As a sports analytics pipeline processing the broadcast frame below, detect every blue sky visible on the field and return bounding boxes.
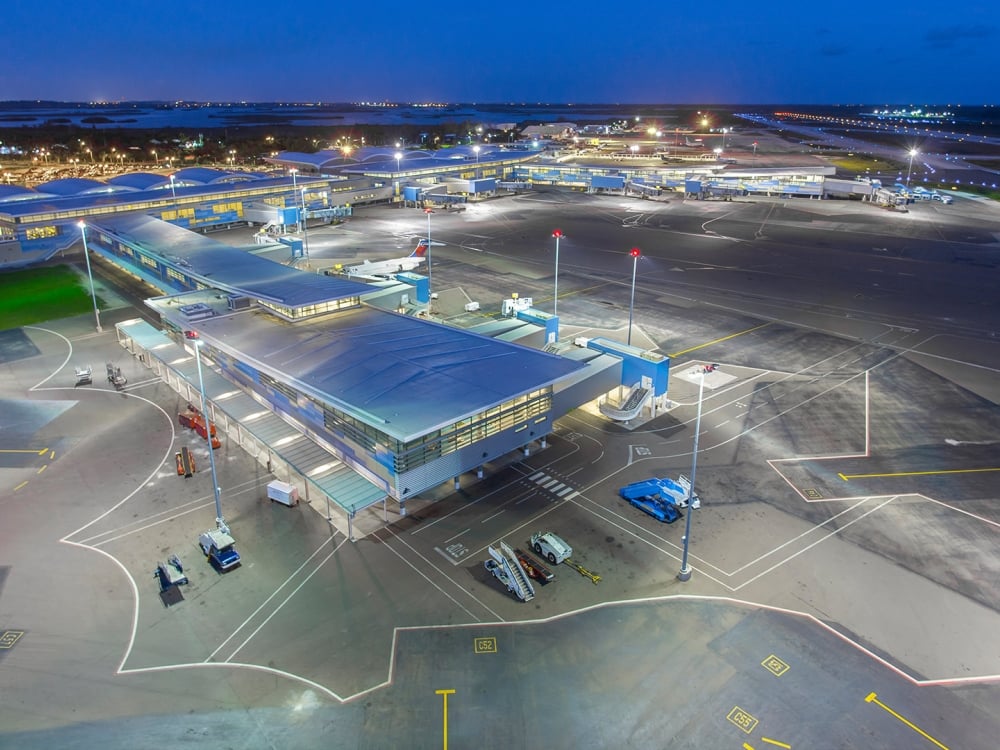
[4,0,997,103]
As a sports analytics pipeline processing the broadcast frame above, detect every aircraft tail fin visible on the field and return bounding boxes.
[411,239,430,258]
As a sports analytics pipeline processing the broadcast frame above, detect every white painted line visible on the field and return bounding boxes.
[529,471,545,481]
[224,540,348,661]
[548,482,566,493]
[481,510,505,524]
[557,486,575,497]
[442,528,470,544]
[387,529,501,621]
[733,497,898,590]
[208,536,340,661]
[564,491,579,500]
[541,478,559,489]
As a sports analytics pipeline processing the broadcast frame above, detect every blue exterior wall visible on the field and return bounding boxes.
[586,337,670,395]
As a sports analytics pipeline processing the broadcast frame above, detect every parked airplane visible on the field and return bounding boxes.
[333,239,429,281]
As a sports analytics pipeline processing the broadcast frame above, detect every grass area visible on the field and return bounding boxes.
[928,183,1000,201]
[827,154,905,176]
[0,264,104,330]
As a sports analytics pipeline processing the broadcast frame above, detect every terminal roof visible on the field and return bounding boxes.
[189,303,585,442]
[94,214,371,307]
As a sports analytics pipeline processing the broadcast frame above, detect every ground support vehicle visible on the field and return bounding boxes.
[531,531,573,565]
[179,405,221,449]
[106,362,127,390]
[74,365,92,386]
[514,548,554,583]
[618,475,699,523]
[484,542,535,601]
[266,480,299,507]
[198,530,241,572]
[563,557,602,584]
[175,447,196,477]
[155,555,189,591]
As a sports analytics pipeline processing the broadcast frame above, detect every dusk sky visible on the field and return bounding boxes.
[5,0,998,104]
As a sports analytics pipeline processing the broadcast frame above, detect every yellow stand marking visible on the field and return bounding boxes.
[841,467,1000,481]
[0,448,50,454]
[436,689,456,750]
[761,738,791,748]
[473,637,497,654]
[668,322,771,358]
[743,744,755,750]
[726,706,759,734]
[761,654,790,676]
[865,692,949,749]
[36,465,47,475]
[14,481,29,492]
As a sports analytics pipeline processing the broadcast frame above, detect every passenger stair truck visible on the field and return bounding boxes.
[484,542,536,602]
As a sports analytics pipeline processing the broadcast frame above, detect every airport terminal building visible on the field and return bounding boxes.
[90,214,620,536]
[1,144,848,535]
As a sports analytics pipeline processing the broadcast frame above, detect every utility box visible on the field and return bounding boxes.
[267,480,300,507]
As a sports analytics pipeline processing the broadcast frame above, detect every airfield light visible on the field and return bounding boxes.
[906,148,918,188]
[77,222,102,333]
[627,248,641,347]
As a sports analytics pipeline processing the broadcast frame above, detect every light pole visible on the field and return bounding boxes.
[194,340,227,533]
[627,247,641,347]
[721,127,727,152]
[77,222,102,332]
[752,141,758,164]
[678,369,705,582]
[301,187,311,267]
[906,148,918,188]
[552,229,563,318]
[394,151,402,197]
[289,168,300,232]
[424,207,434,310]
[473,145,481,178]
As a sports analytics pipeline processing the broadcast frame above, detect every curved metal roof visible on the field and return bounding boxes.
[108,172,170,191]
[171,167,239,185]
[35,177,125,196]
[0,184,41,203]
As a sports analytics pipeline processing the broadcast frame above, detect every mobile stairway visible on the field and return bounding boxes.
[485,541,536,602]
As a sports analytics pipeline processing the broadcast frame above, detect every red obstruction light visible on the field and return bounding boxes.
[629,247,642,258]
[552,229,563,239]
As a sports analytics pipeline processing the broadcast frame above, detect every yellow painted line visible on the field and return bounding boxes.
[668,322,771,358]
[0,448,50,454]
[49,450,55,459]
[865,692,949,749]
[743,744,755,750]
[14,481,29,492]
[436,689,456,750]
[761,738,791,749]
[841,467,1000,481]
[36,465,47,475]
